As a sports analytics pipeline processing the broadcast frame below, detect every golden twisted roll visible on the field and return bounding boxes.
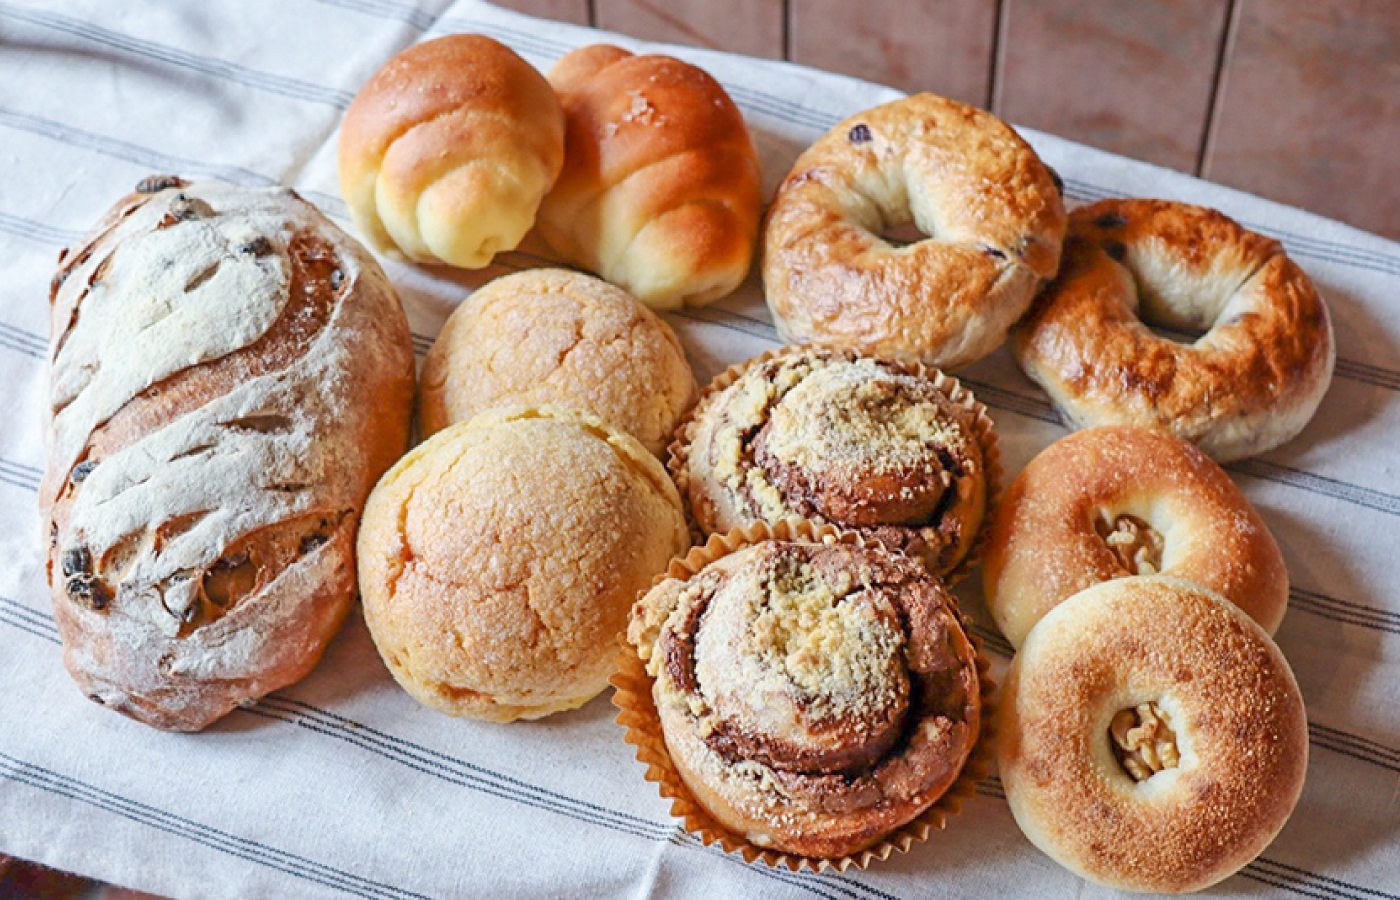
[339,35,564,268]
[628,537,982,858]
[538,45,763,309]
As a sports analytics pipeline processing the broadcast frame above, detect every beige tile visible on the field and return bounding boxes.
[995,0,1231,171]
[1204,0,1400,240]
[789,0,999,107]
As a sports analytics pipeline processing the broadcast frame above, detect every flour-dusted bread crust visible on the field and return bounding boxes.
[539,45,763,309]
[41,177,416,731]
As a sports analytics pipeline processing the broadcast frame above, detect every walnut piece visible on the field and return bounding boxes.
[1110,702,1180,781]
[1096,513,1164,575]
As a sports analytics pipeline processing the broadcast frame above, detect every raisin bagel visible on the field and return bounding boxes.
[763,93,1066,370]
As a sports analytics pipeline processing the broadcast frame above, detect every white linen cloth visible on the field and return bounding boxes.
[1,2,1397,898]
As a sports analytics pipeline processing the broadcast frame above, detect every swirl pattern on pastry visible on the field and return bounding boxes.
[675,348,991,576]
[628,539,981,858]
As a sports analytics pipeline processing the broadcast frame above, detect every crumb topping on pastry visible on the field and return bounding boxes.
[683,349,989,574]
[630,538,981,854]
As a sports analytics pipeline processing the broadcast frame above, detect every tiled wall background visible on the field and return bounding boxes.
[501,0,1400,241]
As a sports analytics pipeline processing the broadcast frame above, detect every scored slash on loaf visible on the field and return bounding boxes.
[42,178,415,731]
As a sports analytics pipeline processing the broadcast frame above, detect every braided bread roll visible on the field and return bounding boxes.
[339,35,565,268]
[538,45,763,309]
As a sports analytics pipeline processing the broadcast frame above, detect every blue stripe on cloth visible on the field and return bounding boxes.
[303,0,437,31]
[0,3,354,109]
[0,596,1395,900]
[0,107,278,188]
[0,210,83,248]
[0,459,41,492]
[0,750,434,900]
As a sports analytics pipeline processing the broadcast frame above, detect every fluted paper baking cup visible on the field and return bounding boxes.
[611,518,996,872]
[666,346,1002,585]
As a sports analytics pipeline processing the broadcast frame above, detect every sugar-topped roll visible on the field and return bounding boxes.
[672,347,996,579]
[627,534,983,859]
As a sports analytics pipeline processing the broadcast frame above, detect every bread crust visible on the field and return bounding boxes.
[42,178,415,731]
[417,268,696,455]
[763,93,1065,370]
[357,407,690,722]
[1012,199,1334,461]
[983,426,1288,648]
[539,45,763,309]
[998,576,1308,893]
[338,35,564,268]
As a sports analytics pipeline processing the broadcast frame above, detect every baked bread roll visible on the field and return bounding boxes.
[627,533,982,859]
[1012,199,1334,461]
[338,34,565,268]
[419,268,696,456]
[357,407,689,721]
[538,45,763,309]
[998,576,1307,893]
[763,93,1066,369]
[673,347,995,578]
[984,426,1288,647]
[42,177,416,731]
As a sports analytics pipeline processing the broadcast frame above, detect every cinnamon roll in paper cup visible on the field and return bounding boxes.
[668,347,1001,584]
[613,519,993,870]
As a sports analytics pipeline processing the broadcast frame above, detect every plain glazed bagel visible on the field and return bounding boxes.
[763,93,1066,370]
[983,426,1288,648]
[998,576,1307,893]
[1012,199,1335,462]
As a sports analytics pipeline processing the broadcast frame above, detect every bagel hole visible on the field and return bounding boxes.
[1110,702,1180,782]
[1095,512,1164,575]
[878,220,928,248]
[1143,321,1207,347]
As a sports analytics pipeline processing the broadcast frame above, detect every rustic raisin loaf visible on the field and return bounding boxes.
[41,177,416,731]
